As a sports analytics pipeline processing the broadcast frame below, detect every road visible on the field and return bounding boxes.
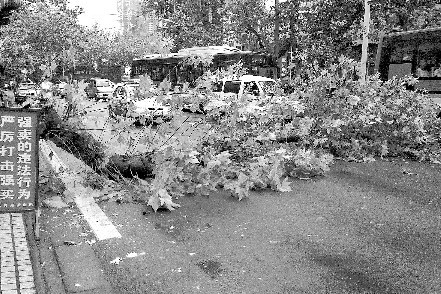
[96,160,441,293]
[42,97,441,293]
[76,99,209,154]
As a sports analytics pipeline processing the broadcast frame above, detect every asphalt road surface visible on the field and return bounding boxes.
[87,159,441,294]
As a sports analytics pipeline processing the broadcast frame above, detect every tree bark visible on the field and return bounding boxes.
[104,152,155,179]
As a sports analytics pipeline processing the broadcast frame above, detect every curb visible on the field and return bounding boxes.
[37,139,115,294]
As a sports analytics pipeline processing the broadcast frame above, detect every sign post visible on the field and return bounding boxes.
[0,108,40,239]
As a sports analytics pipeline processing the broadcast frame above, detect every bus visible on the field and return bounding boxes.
[375,27,441,104]
[131,46,278,87]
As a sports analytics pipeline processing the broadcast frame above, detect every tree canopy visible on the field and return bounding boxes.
[141,0,441,65]
[1,0,440,81]
[141,0,226,51]
[0,0,173,81]
[0,0,83,80]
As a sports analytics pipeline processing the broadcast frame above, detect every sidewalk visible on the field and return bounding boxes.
[33,141,115,294]
[0,212,40,294]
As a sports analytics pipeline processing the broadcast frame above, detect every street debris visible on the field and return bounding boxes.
[126,252,146,258]
[63,240,78,246]
[110,257,122,265]
[85,239,96,245]
[402,169,417,175]
[43,196,68,209]
[171,267,182,273]
[110,252,147,265]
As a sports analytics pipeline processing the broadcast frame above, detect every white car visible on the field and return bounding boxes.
[127,98,172,125]
[109,82,172,124]
[85,78,114,101]
[15,82,40,104]
[205,75,277,111]
[217,75,276,96]
[54,81,68,98]
[112,80,140,100]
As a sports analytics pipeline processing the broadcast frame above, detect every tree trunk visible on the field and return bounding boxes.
[40,105,155,180]
[104,152,155,179]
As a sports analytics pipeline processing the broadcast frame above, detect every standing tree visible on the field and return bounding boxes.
[106,18,173,66]
[0,0,84,80]
[301,0,441,62]
[139,0,441,78]
[223,0,272,51]
[141,0,225,51]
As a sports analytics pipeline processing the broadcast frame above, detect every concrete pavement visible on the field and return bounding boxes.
[30,140,116,294]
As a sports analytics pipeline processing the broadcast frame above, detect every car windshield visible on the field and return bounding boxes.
[258,81,276,95]
[223,81,241,94]
[20,83,34,88]
[96,80,111,87]
[126,83,139,89]
[212,81,223,92]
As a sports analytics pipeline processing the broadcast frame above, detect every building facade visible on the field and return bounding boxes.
[117,0,140,34]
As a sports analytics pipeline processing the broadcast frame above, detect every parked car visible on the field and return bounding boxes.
[213,75,276,97]
[165,91,207,113]
[84,78,114,101]
[204,75,277,112]
[14,81,39,104]
[109,97,172,125]
[112,80,140,100]
[109,80,172,125]
[54,81,68,98]
[130,98,172,125]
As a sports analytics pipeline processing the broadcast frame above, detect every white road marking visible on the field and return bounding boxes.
[73,194,122,241]
[39,140,121,241]
[0,213,36,294]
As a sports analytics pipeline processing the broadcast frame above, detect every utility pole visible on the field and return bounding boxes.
[360,0,370,83]
[274,0,281,78]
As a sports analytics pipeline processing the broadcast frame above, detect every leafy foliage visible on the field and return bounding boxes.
[223,0,271,50]
[0,0,83,80]
[142,0,226,51]
[291,57,441,162]
[138,58,441,211]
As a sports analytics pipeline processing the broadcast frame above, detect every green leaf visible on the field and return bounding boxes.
[116,134,126,144]
[277,177,292,192]
[157,188,181,211]
[147,194,160,212]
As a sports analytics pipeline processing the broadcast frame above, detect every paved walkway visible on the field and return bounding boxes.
[0,213,36,294]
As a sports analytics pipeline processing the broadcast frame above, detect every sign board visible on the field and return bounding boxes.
[0,108,39,213]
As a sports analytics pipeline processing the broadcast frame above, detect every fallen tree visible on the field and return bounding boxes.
[39,104,155,179]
